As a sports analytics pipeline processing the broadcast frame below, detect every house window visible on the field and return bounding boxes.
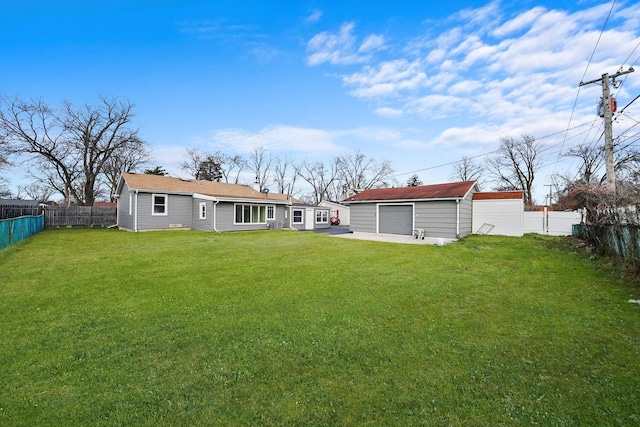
[235,204,267,224]
[292,209,303,224]
[267,205,275,220]
[152,194,167,216]
[316,210,328,224]
[199,202,206,220]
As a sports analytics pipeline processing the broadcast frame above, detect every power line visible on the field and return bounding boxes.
[392,121,593,178]
[552,0,618,174]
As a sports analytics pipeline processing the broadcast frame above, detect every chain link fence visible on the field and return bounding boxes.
[575,224,640,272]
[0,215,45,251]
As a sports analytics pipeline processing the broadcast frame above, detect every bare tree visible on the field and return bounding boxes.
[250,146,273,190]
[0,96,147,206]
[180,148,207,178]
[451,156,483,186]
[295,159,338,205]
[335,150,394,198]
[103,141,151,200]
[272,156,298,197]
[486,135,541,206]
[0,137,12,197]
[215,151,247,184]
[17,182,55,203]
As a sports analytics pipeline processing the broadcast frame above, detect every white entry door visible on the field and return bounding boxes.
[305,209,314,230]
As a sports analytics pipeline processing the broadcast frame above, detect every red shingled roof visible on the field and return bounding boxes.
[472,191,523,200]
[343,181,477,202]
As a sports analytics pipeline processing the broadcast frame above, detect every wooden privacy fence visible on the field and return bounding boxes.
[45,206,117,228]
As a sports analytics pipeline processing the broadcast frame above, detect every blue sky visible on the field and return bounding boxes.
[2,0,639,202]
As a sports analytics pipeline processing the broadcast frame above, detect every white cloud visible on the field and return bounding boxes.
[493,6,546,37]
[208,125,343,154]
[343,59,427,99]
[306,22,384,66]
[359,34,386,53]
[375,107,404,118]
[321,0,640,143]
[303,9,323,24]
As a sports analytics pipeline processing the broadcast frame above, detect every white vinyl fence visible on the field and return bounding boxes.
[523,209,582,236]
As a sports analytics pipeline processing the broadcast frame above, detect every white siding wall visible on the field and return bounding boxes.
[319,201,350,225]
[524,210,581,236]
[472,199,524,237]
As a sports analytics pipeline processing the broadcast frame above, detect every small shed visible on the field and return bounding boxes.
[472,191,524,237]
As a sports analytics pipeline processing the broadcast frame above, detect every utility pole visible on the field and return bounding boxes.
[544,184,553,206]
[579,67,634,193]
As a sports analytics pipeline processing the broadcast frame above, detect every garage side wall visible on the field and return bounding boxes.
[472,199,524,236]
[414,201,458,238]
[349,203,377,233]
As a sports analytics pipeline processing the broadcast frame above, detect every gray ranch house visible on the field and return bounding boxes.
[343,181,478,239]
[115,172,329,232]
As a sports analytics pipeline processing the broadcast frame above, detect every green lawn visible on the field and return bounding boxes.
[1,229,639,426]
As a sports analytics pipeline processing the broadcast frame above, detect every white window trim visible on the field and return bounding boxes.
[292,209,304,224]
[199,202,206,220]
[266,205,275,220]
[152,193,168,216]
[234,203,268,225]
[315,209,329,224]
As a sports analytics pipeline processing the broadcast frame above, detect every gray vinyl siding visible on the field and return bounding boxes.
[350,197,474,239]
[414,201,457,238]
[349,203,377,233]
[191,198,214,231]
[289,207,308,231]
[136,193,192,230]
[116,183,134,230]
[458,193,473,237]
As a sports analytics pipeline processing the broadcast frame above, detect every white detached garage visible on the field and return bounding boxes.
[472,191,525,237]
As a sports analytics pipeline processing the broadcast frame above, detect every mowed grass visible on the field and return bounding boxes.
[1,229,639,426]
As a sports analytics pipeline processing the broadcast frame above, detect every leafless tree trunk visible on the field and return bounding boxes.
[215,151,247,184]
[180,148,207,178]
[486,135,541,206]
[250,146,273,190]
[295,159,338,205]
[0,96,147,206]
[451,156,483,186]
[335,150,394,198]
[273,156,298,197]
[103,140,151,200]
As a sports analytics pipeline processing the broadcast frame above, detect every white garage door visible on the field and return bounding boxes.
[379,205,413,235]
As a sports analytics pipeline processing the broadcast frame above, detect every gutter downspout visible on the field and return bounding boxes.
[134,190,139,232]
[213,200,219,232]
[456,199,460,239]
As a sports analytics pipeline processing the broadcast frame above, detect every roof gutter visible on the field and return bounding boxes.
[346,197,465,204]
